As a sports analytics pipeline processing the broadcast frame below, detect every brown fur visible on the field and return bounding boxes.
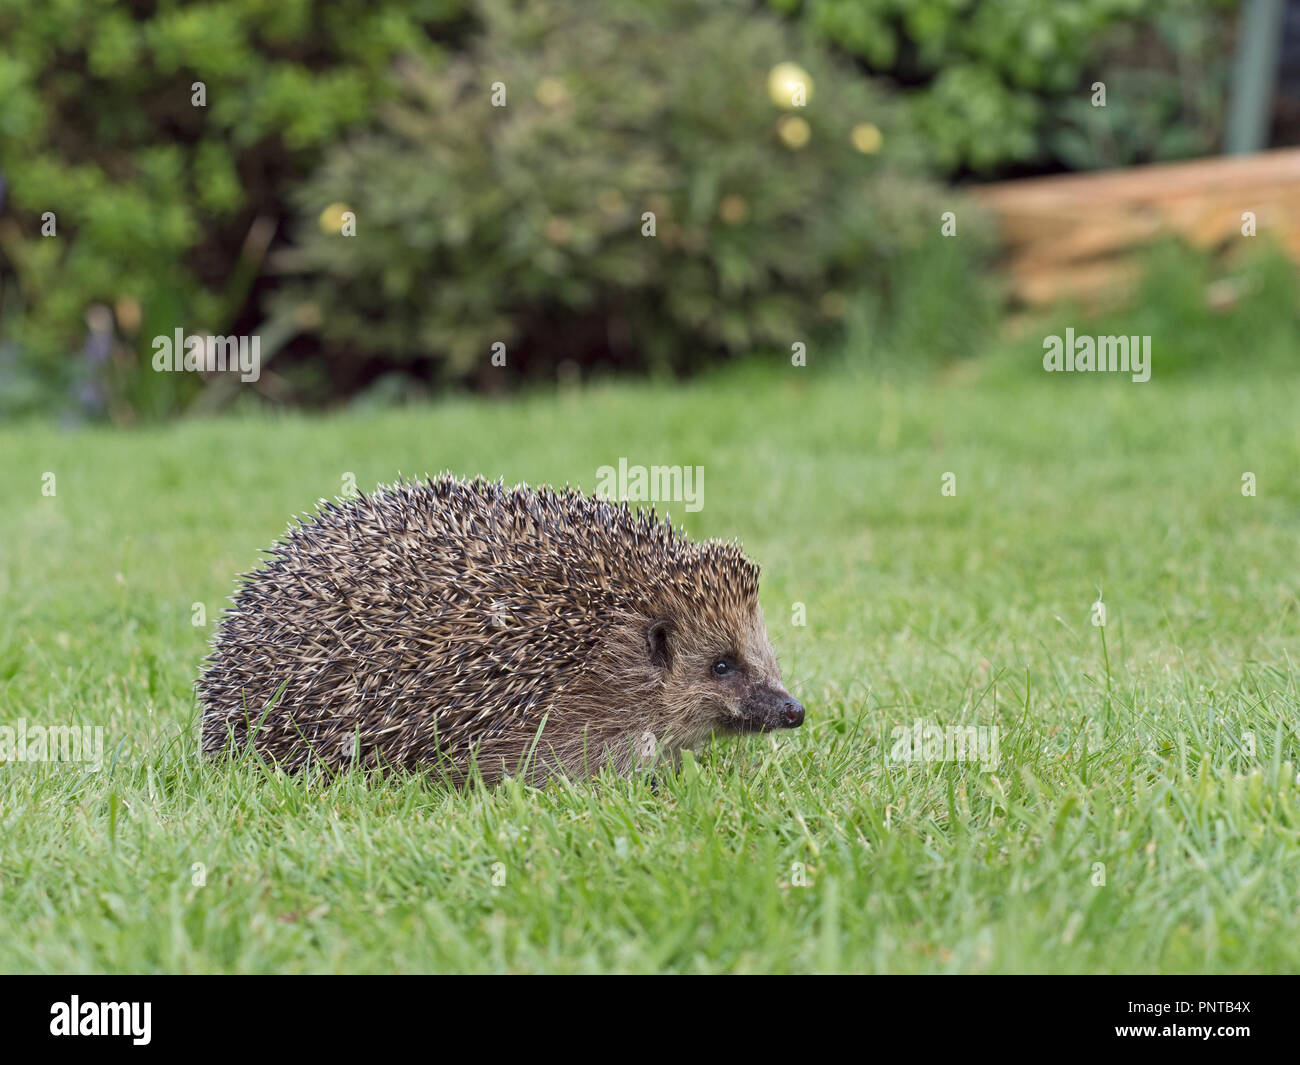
[198,475,801,784]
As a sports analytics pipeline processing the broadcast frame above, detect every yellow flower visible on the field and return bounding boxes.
[819,291,848,318]
[718,194,749,224]
[114,297,142,335]
[318,203,351,234]
[596,188,624,215]
[768,62,813,109]
[777,116,811,149]
[851,123,883,154]
[544,217,572,245]
[535,77,569,108]
[295,302,322,329]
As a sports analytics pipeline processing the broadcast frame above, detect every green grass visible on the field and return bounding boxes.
[2,351,1299,973]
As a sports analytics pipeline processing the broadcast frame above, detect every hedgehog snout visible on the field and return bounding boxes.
[740,685,804,731]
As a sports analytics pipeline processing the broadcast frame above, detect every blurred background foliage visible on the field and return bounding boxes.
[770,0,1237,172]
[0,0,471,420]
[0,0,1250,421]
[275,0,964,399]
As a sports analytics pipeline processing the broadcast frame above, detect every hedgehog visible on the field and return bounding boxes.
[198,475,803,784]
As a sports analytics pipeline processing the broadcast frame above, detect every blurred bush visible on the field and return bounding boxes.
[768,0,1236,174]
[1114,240,1300,373]
[276,0,987,394]
[0,0,468,420]
[1050,7,1232,169]
[987,239,1300,382]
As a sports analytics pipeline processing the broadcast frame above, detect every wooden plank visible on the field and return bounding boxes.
[969,149,1300,306]
[972,148,1300,210]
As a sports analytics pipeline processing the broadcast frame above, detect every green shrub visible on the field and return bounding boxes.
[1118,241,1300,374]
[843,236,1001,373]
[1049,8,1231,169]
[988,240,1300,383]
[768,0,1236,174]
[0,0,469,420]
[278,0,987,391]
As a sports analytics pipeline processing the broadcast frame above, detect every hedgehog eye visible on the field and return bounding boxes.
[712,658,734,677]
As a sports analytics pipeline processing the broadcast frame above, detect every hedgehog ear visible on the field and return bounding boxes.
[647,620,673,670]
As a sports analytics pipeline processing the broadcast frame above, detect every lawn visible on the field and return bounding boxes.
[2,352,1299,973]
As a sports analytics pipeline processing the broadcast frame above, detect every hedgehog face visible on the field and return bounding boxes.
[647,601,803,744]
